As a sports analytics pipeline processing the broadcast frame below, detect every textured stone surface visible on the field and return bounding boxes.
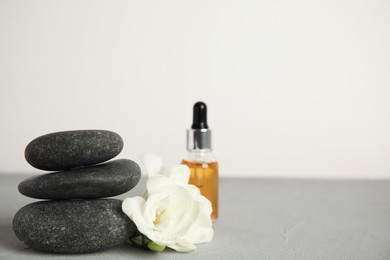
[18,159,141,199]
[25,130,124,171]
[13,199,136,254]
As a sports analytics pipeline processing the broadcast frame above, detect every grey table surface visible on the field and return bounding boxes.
[1,174,389,260]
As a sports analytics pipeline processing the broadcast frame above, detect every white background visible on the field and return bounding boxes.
[1,0,389,178]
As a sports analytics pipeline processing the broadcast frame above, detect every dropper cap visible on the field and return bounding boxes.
[191,102,209,129]
[187,102,212,151]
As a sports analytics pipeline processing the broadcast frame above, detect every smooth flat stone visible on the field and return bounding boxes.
[18,159,141,199]
[13,199,136,254]
[25,130,123,171]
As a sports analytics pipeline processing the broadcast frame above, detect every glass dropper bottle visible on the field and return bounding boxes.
[182,102,219,220]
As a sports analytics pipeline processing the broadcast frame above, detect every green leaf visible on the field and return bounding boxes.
[147,241,166,252]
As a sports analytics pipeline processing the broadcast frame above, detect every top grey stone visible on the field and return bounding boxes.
[25,130,124,171]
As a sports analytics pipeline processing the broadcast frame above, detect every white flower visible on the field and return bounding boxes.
[122,154,214,252]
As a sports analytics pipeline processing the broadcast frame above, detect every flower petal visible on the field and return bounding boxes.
[140,154,162,177]
[122,197,153,237]
[160,165,190,185]
[198,194,213,217]
[147,174,173,194]
[143,192,169,226]
[168,239,197,252]
[183,210,214,244]
[152,185,193,234]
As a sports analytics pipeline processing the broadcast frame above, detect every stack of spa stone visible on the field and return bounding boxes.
[13,130,141,254]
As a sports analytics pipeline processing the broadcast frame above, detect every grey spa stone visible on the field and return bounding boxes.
[25,130,124,171]
[13,199,136,254]
[18,159,141,199]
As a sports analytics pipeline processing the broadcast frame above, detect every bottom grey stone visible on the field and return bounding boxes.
[13,199,136,254]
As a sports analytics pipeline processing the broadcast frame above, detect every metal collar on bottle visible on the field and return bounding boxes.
[186,129,212,151]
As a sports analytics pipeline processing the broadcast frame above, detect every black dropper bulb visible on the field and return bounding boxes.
[191,102,208,129]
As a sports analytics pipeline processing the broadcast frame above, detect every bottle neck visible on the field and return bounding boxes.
[184,149,217,163]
